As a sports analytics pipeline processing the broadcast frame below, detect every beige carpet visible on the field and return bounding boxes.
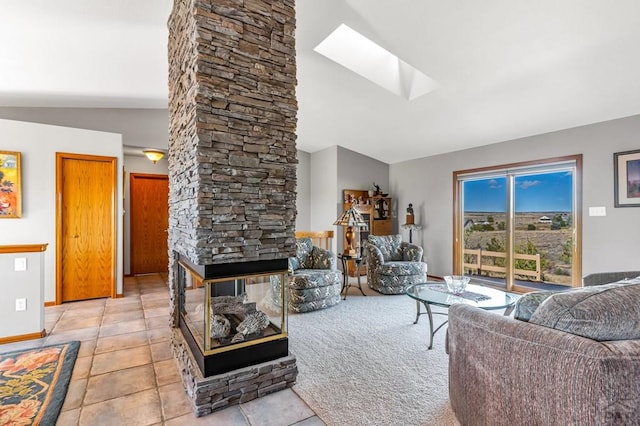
[288,282,460,426]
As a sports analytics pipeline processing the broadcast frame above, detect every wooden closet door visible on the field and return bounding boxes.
[56,153,116,303]
[130,173,169,274]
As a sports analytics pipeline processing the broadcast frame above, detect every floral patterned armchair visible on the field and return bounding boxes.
[364,234,426,294]
[288,237,342,312]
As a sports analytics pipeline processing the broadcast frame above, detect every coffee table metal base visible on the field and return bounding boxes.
[413,300,450,350]
[411,291,517,350]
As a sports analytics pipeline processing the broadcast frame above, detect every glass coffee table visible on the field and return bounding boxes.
[405,281,518,349]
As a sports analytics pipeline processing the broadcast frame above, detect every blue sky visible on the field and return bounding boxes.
[464,171,573,212]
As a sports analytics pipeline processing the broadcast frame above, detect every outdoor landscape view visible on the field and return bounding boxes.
[463,171,574,286]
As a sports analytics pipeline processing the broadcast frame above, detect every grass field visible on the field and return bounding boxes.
[464,212,573,284]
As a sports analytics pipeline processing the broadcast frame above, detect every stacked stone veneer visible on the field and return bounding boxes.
[172,329,297,416]
[167,0,299,415]
[167,0,298,270]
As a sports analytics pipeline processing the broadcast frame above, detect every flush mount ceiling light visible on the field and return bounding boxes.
[314,24,438,101]
[143,149,165,164]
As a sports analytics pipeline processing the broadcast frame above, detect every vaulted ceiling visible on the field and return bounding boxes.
[2,1,640,163]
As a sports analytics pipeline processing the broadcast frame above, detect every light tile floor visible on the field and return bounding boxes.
[0,274,324,426]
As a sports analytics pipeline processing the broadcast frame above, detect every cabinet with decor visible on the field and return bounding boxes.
[341,189,393,277]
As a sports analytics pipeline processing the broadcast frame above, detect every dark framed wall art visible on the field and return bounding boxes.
[614,149,640,207]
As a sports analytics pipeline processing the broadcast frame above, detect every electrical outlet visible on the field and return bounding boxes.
[15,298,26,311]
[14,257,27,271]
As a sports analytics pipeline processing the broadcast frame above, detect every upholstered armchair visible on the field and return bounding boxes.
[288,237,342,313]
[363,234,426,294]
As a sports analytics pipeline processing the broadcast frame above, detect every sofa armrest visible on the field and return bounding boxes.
[310,246,336,270]
[446,304,640,425]
[364,242,384,267]
[399,241,423,261]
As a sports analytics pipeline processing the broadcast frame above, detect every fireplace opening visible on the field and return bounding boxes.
[175,253,289,376]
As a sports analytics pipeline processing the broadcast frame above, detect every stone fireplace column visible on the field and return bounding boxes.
[167,0,298,322]
[167,0,299,415]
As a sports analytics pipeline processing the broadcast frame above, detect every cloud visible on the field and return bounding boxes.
[518,180,541,189]
[488,179,502,189]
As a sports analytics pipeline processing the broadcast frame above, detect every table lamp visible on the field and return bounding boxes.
[334,207,368,255]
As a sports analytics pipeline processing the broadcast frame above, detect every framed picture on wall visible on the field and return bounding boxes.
[0,151,21,218]
[614,149,640,207]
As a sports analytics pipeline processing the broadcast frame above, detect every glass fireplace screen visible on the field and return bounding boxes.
[178,262,288,355]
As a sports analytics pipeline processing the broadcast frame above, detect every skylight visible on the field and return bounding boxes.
[314,24,438,101]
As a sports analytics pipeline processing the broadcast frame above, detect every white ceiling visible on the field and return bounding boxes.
[2,1,640,164]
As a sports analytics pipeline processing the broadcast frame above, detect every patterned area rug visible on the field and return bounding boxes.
[0,341,79,425]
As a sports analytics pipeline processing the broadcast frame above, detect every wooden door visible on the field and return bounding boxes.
[130,173,169,274]
[56,153,116,303]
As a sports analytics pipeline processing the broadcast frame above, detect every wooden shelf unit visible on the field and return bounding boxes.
[342,189,393,277]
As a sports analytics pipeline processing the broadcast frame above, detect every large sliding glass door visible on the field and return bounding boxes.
[454,155,582,292]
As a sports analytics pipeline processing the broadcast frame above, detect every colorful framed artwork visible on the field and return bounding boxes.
[0,151,22,218]
[614,149,640,207]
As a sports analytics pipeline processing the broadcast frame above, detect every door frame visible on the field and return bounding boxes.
[55,152,117,304]
[129,172,169,275]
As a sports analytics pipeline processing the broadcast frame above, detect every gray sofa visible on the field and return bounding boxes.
[583,270,640,286]
[447,277,640,425]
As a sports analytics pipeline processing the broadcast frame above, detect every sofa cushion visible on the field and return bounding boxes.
[513,291,556,322]
[529,282,640,341]
[289,281,341,304]
[310,246,335,270]
[378,261,425,277]
[289,269,342,290]
[368,234,403,261]
[293,238,314,270]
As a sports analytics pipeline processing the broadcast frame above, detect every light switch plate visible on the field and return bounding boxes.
[588,206,606,216]
[14,257,27,271]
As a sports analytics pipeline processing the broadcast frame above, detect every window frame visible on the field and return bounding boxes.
[452,154,583,291]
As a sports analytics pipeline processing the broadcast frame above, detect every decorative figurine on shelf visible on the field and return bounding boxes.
[406,203,415,225]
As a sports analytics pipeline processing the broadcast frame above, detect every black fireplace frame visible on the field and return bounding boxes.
[174,253,289,376]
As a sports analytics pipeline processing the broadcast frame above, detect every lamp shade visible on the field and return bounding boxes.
[143,149,165,163]
[333,207,368,228]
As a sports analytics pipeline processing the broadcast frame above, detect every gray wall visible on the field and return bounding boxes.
[0,107,310,276]
[296,150,311,231]
[390,114,640,278]
[8,107,636,281]
[337,146,390,252]
[0,119,124,302]
[0,250,45,339]
[0,108,172,277]
[310,146,338,251]
[337,145,389,203]
[303,145,390,254]
[0,107,168,150]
